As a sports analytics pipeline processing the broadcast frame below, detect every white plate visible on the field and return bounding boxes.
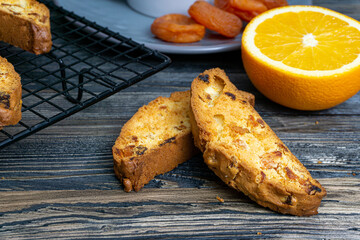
[56,0,312,54]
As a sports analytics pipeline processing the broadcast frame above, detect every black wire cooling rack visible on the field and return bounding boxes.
[0,0,171,149]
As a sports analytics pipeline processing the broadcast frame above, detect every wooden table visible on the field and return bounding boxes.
[1,0,360,239]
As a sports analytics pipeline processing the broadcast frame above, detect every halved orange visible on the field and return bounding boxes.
[242,5,360,110]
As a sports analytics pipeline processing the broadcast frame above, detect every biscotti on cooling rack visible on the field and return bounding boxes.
[113,88,255,192]
[0,56,22,128]
[0,0,52,54]
[190,68,326,216]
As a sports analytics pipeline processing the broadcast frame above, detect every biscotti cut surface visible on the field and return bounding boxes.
[0,0,52,54]
[0,56,22,127]
[112,91,197,192]
[190,68,326,216]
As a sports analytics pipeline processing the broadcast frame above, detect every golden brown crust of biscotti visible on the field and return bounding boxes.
[114,131,196,192]
[190,68,326,216]
[0,56,22,127]
[112,91,198,192]
[0,0,52,54]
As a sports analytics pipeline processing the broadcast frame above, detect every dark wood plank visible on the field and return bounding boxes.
[1,180,360,239]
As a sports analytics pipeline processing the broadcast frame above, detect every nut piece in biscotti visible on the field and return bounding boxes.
[112,91,197,192]
[0,56,22,128]
[190,68,326,216]
[0,0,52,54]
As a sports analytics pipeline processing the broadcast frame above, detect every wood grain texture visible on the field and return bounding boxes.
[1,179,360,239]
[1,0,360,239]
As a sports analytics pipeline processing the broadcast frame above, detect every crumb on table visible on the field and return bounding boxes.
[216,196,224,203]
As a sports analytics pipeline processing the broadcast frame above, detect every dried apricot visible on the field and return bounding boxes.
[230,0,267,13]
[214,0,241,15]
[188,1,242,38]
[215,0,288,22]
[214,0,233,11]
[234,10,260,22]
[214,0,260,22]
[151,14,205,43]
[260,0,288,9]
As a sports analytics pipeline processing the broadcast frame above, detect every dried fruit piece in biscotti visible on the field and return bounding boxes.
[0,56,22,128]
[0,0,52,54]
[190,68,326,216]
[113,89,256,192]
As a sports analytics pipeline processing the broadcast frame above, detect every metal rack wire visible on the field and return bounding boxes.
[0,0,171,149]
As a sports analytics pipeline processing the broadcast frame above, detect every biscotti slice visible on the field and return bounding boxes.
[113,89,255,192]
[190,68,326,216]
[0,56,22,128]
[112,91,197,192]
[0,0,52,54]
